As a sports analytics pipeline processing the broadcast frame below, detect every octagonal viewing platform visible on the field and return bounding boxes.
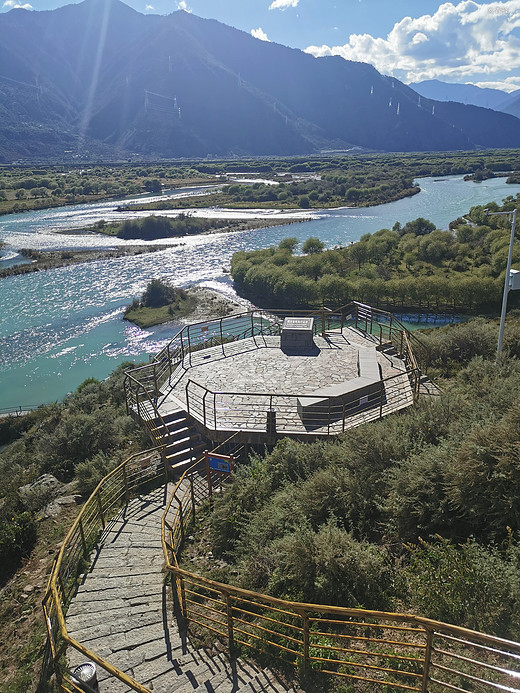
[124,304,424,448]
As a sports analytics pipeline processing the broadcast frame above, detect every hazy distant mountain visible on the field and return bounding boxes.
[2,0,520,161]
[500,92,520,120]
[409,79,517,111]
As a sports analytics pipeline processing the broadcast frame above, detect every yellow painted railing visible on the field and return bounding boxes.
[42,447,167,693]
[42,440,520,692]
[162,461,520,693]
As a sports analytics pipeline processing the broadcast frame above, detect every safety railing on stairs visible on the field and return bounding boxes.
[42,447,167,693]
[162,457,520,693]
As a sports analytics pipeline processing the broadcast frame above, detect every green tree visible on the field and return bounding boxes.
[141,278,177,307]
[278,237,299,252]
[302,237,325,254]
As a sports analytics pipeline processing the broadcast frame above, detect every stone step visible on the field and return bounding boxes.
[65,484,301,693]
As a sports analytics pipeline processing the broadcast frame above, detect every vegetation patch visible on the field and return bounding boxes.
[175,317,520,642]
[124,279,196,328]
[0,364,150,690]
[230,198,520,312]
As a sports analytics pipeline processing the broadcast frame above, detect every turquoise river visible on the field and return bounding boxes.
[0,174,518,409]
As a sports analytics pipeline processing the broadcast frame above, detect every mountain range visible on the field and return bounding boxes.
[410,79,520,118]
[2,0,520,162]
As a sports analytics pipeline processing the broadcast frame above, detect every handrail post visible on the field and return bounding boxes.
[421,628,434,693]
[78,518,87,557]
[167,344,172,378]
[163,451,169,483]
[122,463,129,503]
[96,490,106,529]
[185,380,191,416]
[220,317,224,355]
[187,325,192,367]
[176,495,185,541]
[189,475,196,518]
[379,380,384,419]
[226,594,235,657]
[302,612,309,672]
[153,364,158,400]
[321,308,325,337]
[179,575,188,621]
[203,390,207,429]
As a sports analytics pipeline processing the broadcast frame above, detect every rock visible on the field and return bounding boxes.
[19,474,61,499]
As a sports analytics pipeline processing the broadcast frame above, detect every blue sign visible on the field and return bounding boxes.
[208,455,231,474]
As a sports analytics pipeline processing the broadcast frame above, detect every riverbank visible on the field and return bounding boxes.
[124,286,247,328]
[0,245,174,279]
[96,216,306,241]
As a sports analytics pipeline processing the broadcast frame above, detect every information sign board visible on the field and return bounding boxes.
[208,455,231,474]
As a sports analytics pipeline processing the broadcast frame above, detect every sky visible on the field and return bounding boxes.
[3,0,520,92]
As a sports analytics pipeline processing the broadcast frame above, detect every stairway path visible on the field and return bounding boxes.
[66,485,302,693]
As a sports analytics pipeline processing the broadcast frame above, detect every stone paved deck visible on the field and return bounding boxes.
[158,328,413,436]
[66,486,302,693]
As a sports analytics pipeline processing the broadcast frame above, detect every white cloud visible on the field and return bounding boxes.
[474,76,520,91]
[269,0,298,10]
[251,27,270,42]
[305,1,520,83]
[145,4,154,10]
[2,0,32,7]
[177,0,191,11]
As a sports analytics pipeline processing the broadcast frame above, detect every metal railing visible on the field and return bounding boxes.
[124,303,428,439]
[162,458,520,693]
[184,368,417,438]
[42,447,168,693]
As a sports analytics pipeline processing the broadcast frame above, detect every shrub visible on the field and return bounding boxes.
[0,511,37,579]
[403,536,520,639]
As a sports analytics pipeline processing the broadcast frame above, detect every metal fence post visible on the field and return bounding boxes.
[96,490,106,529]
[302,612,309,672]
[226,594,235,656]
[421,629,434,693]
[189,475,196,518]
[78,518,87,557]
[122,464,129,503]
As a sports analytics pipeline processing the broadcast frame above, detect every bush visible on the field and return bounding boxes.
[246,520,393,609]
[75,452,119,497]
[141,278,178,307]
[0,511,37,579]
[403,536,520,639]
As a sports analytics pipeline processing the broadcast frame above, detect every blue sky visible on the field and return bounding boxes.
[3,0,520,92]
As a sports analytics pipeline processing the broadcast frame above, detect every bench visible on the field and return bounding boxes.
[297,348,381,424]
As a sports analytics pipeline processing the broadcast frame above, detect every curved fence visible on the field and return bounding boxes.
[163,461,520,693]
[42,447,167,693]
[42,442,520,693]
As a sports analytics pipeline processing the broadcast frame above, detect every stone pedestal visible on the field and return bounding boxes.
[280,317,314,351]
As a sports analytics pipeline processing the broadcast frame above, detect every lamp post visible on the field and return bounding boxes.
[485,208,517,361]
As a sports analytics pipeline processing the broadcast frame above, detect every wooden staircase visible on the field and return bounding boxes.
[151,408,207,471]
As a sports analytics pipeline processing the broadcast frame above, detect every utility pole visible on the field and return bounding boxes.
[485,208,518,361]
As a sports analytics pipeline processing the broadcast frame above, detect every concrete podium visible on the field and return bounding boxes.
[280,317,314,351]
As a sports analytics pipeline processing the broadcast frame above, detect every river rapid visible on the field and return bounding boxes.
[0,174,518,409]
